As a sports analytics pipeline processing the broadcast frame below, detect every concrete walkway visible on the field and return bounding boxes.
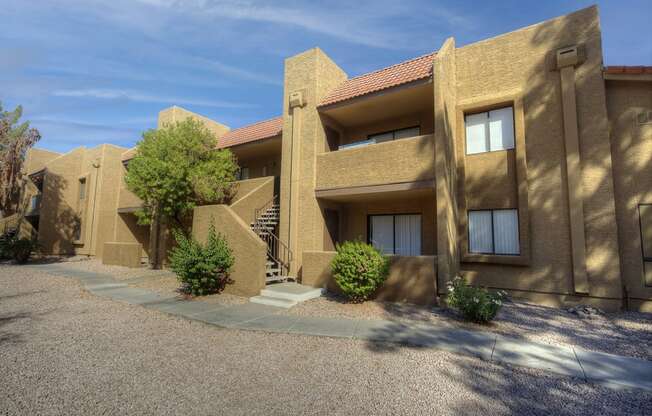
[28,262,652,392]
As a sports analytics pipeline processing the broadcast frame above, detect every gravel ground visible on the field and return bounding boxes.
[284,292,652,360]
[1,265,650,416]
[30,258,248,306]
[26,258,652,360]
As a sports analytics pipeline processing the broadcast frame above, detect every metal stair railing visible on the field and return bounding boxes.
[252,195,293,276]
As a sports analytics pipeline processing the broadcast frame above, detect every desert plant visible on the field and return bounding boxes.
[446,276,507,323]
[331,240,390,302]
[169,225,234,296]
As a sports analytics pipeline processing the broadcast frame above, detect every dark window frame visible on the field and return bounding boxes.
[468,208,520,256]
[367,213,422,255]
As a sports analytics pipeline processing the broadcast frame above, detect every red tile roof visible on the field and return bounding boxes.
[218,116,283,148]
[604,66,652,75]
[319,52,436,107]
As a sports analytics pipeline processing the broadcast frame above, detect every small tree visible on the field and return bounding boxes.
[0,103,41,216]
[125,118,238,267]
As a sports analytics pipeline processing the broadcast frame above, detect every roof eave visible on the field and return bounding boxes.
[318,77,433,110]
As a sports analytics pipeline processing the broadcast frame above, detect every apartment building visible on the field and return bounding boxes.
[12,6,652,311]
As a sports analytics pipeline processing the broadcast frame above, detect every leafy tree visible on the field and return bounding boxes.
[0,103,41,216]
[125,118,238,261]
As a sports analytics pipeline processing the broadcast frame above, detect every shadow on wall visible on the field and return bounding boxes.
[39,173,80,255]
[410,8,627,301]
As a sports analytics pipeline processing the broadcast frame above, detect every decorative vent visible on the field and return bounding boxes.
[637,111,652,125]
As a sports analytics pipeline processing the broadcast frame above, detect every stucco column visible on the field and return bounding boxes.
[556,46,589,294]
[278,48,347,278]
[433,38,459,295]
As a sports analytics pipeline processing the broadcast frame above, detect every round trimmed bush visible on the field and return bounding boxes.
[331,241,389,302]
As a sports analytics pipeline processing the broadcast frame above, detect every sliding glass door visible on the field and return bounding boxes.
[369,214,421,256]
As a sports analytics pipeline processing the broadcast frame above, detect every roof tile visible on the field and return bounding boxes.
[218,116,283,148]
[319,52,435,107]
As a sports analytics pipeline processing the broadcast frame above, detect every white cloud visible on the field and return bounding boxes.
[51,88,257,108]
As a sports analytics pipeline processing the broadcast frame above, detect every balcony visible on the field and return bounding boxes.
[315,134,435,200]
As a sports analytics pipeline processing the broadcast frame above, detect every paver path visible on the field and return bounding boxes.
[28,263,652,392]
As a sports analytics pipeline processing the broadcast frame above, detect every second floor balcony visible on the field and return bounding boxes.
[315,133,435,199]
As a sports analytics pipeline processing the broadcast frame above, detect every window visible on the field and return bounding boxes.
[338,126,421,150]
[369,214,421,256]
[640,205,652,286]
[30,195,40,211]
[465,107,515,154]
[368,126,420,143]
[78,178,86,200]
[468,209,519,255]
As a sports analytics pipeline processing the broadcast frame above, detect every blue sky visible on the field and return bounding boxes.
[1,0,650,153]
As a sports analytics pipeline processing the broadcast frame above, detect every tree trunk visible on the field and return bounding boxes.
[148,206,161,269]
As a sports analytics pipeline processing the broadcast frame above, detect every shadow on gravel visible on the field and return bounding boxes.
[0,311,32,345]
[0,290,47,301]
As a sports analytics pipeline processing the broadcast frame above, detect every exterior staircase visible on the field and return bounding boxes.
[250,196,293,283]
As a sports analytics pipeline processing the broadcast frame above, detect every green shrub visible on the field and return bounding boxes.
[446,276,507,324]
[11,238,38,264]
[169,225,234,296]
[331,240,390,302]
[0,236,38,264]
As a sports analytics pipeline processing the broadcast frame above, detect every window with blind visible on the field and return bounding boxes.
[468,209,520,255]
[465,106,515,155]
[369,214,421,256]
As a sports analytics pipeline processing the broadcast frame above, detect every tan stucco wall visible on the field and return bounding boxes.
[192,205,266,297]
[315,134,435,191]
[38,148,84,254]
[279,48,348,276]
[117,166,143,212]
[231,177,273,204]
[37,144,127,256]
[302,251,437,305]
[113,212,150,259]
[25,148,61,175]
[102,242,142,268]
[230,176,274,226]
[158,106,230,139]
[433,38,460,293]
[452,6,622,307]
[607,79,652,310]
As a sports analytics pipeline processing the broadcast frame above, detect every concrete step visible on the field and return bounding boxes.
[266,268,281,275]
[261,282,324,303]
[249,295,297,309]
